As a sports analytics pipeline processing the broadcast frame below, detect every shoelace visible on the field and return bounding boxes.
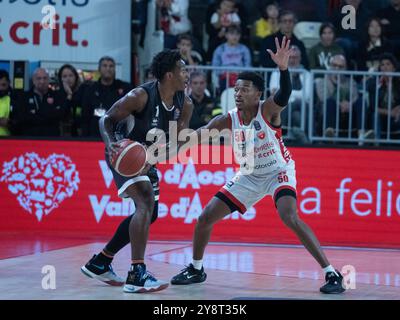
[179,265,193,273]
[326,272,339,284]
[143,271,157,281]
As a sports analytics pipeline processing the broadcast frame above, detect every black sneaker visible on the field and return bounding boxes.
[81,255,124,286]
[320,270,346,294]
[171,264,207,285]
[123,264,169,293]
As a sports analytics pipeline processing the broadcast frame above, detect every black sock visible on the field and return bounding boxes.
[131,263,145,271]
[94,252,113,265]
[104,201,159,254]
[104,215,133,254]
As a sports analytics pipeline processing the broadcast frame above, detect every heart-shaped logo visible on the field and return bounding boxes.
[1,153,80,222]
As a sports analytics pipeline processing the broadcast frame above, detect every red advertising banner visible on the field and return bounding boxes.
[0,140,399,248]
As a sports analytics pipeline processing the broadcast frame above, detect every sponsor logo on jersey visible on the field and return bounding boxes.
[257,131,266,140]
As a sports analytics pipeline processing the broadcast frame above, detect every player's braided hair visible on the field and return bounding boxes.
[151,49,182,81]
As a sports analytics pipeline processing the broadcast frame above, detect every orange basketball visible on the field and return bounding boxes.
[111,139,147,177]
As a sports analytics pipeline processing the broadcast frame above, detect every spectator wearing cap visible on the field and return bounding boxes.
[81,56,132,137]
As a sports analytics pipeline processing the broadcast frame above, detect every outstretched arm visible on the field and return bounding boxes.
[262,36,293,126]
[153,114,231,164]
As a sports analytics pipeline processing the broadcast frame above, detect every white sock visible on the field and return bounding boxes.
[192,259,203,270]
[323,265,338,276]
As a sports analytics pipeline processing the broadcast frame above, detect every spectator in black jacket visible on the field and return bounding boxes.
[330,0,372,64]
[57,64,87,137]
[377,0,400,56]
[356,17,394,72]
[13,68,68,137]
[81,57,132,137]
[188,71,219,130]
[260,11,309,69]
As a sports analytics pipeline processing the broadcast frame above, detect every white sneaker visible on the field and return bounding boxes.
[123,264,169,293]
[81,255,124,286]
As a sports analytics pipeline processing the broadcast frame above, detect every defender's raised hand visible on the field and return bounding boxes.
[267,36,293,71]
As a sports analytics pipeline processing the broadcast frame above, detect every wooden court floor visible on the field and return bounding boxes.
[0,236,399,300]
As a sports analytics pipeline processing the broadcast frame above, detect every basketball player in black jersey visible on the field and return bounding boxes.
[81,49,193,293]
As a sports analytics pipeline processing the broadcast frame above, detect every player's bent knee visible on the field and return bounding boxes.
[197,211,216,228]
[279,210,300,228]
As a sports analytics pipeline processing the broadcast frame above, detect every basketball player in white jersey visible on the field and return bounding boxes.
[170,37,345,294]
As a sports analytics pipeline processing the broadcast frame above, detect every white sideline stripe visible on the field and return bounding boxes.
[115,142,147,177]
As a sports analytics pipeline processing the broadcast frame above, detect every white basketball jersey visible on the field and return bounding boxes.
[228,101,294,175]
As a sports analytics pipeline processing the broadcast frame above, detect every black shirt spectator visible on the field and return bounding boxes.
[13,68,67,137]
[189,95,215,130]
[81,57,132,137]
[377,0,400,42]
[188,71,217,130]
[357,18,394,72]
[57,64,85,137]
[260,11,309,69]
[330,0,372,62]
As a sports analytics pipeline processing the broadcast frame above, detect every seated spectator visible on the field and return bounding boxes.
[206,0,241,61]
[212,25,251,91]
[367,53,400,139]
[176,34,203,66]
[314,54,365,138]
[13,68,68,137]
[308,23,345,71]
[156,0,192,49]
[251,1,279,60]
[81,57,132,137]
[330,0,372,64]
[57,64,89,137]
[253,2,279,41]
[357,18,394,72]
[0,70,14,137]
[269,45,312,144]
[377,0,400,56]
[260,10,309,69]
[188,71,220,130]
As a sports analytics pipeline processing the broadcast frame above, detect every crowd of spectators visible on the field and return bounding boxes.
[1,0,400,143]
[152,0,400,141]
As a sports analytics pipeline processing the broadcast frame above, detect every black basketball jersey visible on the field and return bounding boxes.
[114,81,185,146]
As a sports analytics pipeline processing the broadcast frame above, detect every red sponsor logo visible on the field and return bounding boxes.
[257,131,266,140]
[5,15,88,47]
